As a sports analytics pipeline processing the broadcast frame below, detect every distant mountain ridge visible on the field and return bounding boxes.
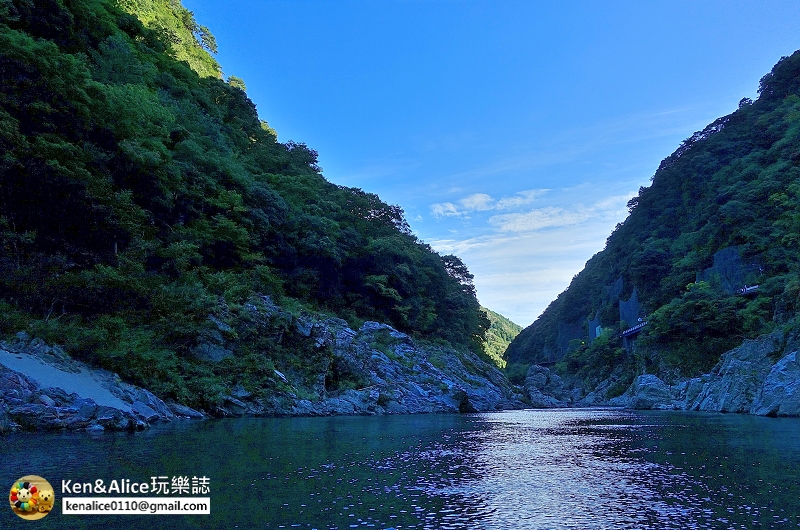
[505,50,800,390]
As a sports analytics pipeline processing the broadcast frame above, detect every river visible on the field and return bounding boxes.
[3,409,799,529]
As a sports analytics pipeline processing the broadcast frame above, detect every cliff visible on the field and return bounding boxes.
[606,332,800,416]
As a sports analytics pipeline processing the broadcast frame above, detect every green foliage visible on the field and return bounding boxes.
[227,76,246,92]
[504,362,529,386]
[482,307,522,368]
[507,49,800,380]
[0,0,490,406]
[116,0,221,77]
[558,329,628,390]
[640,282,744,374]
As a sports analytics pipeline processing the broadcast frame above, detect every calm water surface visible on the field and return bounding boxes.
[3,409,799,529]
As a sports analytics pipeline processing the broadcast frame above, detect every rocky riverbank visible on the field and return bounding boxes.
[0,311,526,433]
[0,333,203,433]
[522,331,800,417]
[610,331,800,416]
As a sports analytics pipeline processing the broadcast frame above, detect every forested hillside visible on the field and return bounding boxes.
[506,50,800,390]
[481,307,521,369]
[0,0,490,407]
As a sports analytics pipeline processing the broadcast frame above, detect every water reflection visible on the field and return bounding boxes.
[2,410,799,529]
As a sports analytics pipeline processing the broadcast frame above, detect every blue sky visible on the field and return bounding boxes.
[183,0,800,326]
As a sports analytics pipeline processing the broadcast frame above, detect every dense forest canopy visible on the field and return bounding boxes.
[505,50,800,390]
[0,0,492,405]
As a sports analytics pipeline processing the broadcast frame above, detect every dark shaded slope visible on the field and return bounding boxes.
[0,0,489,406]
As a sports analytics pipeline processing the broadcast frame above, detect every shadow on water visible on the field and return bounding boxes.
[2,410,799,529]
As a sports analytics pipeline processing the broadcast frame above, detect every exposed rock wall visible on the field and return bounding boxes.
[0,307,526,432]
[523,365,573,408]
[522,330,800,418]
[0,334,192,433]
[608,332,800,417]
[213,319,526,417]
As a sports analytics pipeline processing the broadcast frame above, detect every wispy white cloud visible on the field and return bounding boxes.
[429,234,522,254]
[459,193,495,211]
[430,202,462,218]
[430,188,549,218]
[489,206,591,232]
[487,193,630,233]
[496,189,548,209]
[593,193,633,211]
[426,192,634,324]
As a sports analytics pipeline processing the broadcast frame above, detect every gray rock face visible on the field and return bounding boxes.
[751,351,800,417]
[0,297,525,427]
[604,332,800,417]
[0,337,185,432]
[209,316,526,417]
[166,401,205,419]
[205,297,525,416]
[191,343,233,362]
[581,382,616,407]
[687,333,782,413]
[524,365,570,408]
[611,374,672,410]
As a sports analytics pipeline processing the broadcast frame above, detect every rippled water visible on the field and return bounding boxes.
[3,409,800,529]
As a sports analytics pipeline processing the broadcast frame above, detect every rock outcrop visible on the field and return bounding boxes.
[751,351,800,416]
[211,318,526,417]
[0,333,198,433]
[0,302,526,432]
[523,365,571,407]
[681,332,784,413]
[605,332,800,417]
[609,374,673,410]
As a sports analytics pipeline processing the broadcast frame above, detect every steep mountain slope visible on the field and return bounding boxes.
[481,307,522,368]
[0,0,491,409]
[506,50,800,390]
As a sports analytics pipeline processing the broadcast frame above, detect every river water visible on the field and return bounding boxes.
[3,409,799,529]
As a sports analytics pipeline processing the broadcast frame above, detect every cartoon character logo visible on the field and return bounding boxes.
[9,476,54,520]
[37,488,55,513]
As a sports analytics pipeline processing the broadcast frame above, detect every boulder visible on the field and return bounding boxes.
[191,343,233,362]
[72,398,98,421]
[291,399,321,416]
[524,365,570,408]
[221,395,250,415]
[525,366,548,391]
[527,387,564,408]
[294,316,315,337]
[324,397,356,415]
[131,401,160,422]
[627,374,672,409]
[166,401,206,419]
